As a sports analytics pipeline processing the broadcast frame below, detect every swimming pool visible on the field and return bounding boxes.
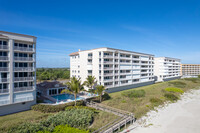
[52,94,84,102]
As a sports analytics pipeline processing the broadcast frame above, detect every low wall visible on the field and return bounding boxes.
[105,81,155,93]
[0,100,36,116]
[163,76,181,82]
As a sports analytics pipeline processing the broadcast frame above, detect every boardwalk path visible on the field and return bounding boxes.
[86,102,136,133]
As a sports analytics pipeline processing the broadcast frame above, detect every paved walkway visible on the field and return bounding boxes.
[123,89,200,133]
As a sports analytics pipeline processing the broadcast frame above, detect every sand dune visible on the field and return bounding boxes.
[123,88,200,133]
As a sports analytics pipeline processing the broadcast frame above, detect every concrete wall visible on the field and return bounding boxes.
[163,76,181,82]
[0,100,36,116]
[105,81,155,93]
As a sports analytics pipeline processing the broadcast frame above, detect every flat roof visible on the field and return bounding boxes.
[0,31,37,38]
[181,64,200,65]
[155,57,181,60]
[69,47,154,56]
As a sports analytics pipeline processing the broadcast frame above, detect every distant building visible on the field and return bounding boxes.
[37,81,67,96]
[181,64,200,76]
[154,57,181,82]
[69,47,155,93]
[0,31,36,116]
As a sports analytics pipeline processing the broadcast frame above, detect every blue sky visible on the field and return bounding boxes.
[0,0,200,67]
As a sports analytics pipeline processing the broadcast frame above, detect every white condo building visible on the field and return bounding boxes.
[0,31,36,115]
[154,57,181,82]
[70,48,155,92]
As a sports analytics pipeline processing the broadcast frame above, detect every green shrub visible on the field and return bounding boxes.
[43,108,94,129]
[164,93,179,101]
[39,125,89,133]
[8,123,45,133]
[168,81,186,88]
[32,101,84,113]
[9,108,94,133]
[150,97,163,105]
[122,90,145,98]
[198,75,200,78]
[65,106,96,112]
[165,87,184,93]
[102,92,111,100]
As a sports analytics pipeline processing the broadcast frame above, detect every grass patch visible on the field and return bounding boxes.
[150,97,163,106]
[164,93,179,101]
[122,90,145,98]
[184,78,200,83]
[168,81,186,88]
[89,111,119,131]
[0,110,51,133]
[165,87,184,93]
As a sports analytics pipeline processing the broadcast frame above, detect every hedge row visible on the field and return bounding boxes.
[32,101,84,113]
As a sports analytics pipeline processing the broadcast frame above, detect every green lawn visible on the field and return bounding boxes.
[0,110,51,132]
[102,78,200,118]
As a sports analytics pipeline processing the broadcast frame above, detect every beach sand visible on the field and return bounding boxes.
[123,88,200,133]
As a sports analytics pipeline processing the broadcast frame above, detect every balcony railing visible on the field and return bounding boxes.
[0,67,9,71]
[0,45,8,50]
[0,56,9,61]
[14,86,34,92]
[104,73,113,76]
[14,96,34,103]
[104,67,113,70]
[104,61,113,64]
[14,67,35,71]
[14,77,34,82]
[0,78,9,83]
[14,57,34,61]
[103,55,113,58]
[14,46,35,52]
[0,89,9,94]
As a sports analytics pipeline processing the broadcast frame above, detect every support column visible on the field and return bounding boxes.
[9,39,14,104]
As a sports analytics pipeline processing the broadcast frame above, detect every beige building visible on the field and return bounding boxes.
[69,47,155,93]
[181,64,200,76]
[0,31,36,116]
[154,57,181,82]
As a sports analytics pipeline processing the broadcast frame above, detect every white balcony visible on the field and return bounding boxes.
[104,79,113,82]
[104,61,113,64]
[104,73,113,76]
[0,45,8,50]
[0,56,9,61]
[14,96,34,103]
[104,67,113,70]
[14,86,34,92]
[103,55,113,58]
[14,77,34,82]
[14,57,34,62]
[14,67,35,72]
[14,46,35,52]
[0,89,9,94]
[0,78,9,83]
[0,67,9,72]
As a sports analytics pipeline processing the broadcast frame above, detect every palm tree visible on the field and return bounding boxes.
[61,77,85,106]
[84,76,97,93]
[95,85,105,103]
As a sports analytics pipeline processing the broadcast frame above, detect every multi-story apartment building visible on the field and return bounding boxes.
[70,47,155,93]
[181,64,200,76]
[0,31,36,115]
[154,57,181,82]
